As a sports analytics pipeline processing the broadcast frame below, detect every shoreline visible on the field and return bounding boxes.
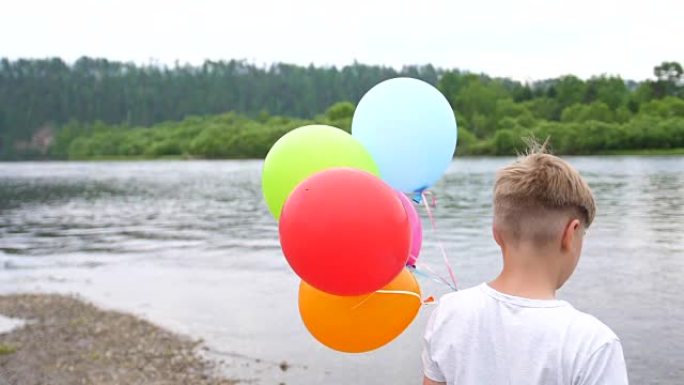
[2,148,684,162]
[0,293,238,385]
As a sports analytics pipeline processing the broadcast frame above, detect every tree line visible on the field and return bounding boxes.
[0,58,440,159]
[1,57,682,159]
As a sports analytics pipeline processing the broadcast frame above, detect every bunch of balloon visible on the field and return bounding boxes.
[261,78,457,353]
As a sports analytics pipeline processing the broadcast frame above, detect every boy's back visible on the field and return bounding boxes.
[422,284,627,385]
[421,146,628,384]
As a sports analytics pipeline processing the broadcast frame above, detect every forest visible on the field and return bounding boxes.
[1,57,682,159]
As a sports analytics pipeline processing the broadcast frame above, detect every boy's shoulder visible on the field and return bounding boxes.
[563,306,619,344]
[434,283,618,343]
[435,284,490,313]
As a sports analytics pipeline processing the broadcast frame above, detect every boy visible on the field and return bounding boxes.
[422,146,628,385]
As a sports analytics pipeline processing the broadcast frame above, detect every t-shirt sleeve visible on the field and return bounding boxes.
[422,306,447,383]
[576,339,628,385]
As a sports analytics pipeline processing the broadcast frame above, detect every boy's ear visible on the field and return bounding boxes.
[493,224,504,247]
[561,219,581,251]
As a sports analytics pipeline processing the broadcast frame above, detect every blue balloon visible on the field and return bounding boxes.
[352,78,457,193]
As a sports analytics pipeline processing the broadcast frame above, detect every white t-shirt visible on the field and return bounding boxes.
[422,283,628,385]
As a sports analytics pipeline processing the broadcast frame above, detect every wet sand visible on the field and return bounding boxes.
[0,293,237,385]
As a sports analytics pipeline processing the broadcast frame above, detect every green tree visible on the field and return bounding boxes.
[639,97,684,118]
[653,61,683,98]
[522,97,560,121]
[554,75,586,109]
[451,75,510,137]
[561,102,615,123]
[325,101,355,121]
[584,76,629,110]
[492,129,520,155]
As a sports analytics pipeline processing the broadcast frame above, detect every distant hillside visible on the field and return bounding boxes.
[0,58,682,159]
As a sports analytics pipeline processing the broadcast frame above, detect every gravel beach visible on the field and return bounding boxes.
[0,293,237,385]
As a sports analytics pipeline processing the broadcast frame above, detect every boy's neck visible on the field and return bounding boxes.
[489,249,560,300]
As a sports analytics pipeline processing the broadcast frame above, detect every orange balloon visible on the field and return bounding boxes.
[298,268,422,353]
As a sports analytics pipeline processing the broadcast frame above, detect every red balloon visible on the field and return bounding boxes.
[279,168,411,296]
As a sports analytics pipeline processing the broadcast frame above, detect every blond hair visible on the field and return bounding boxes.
[493,142,596,244]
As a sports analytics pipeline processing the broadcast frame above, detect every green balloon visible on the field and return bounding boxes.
[262,125,379,219]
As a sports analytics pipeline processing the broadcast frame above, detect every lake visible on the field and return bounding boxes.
[0,157,683,385]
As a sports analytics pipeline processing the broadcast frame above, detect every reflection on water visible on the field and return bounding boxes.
[0,157,683,385]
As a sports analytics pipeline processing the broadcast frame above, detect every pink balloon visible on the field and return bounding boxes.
[396,191,422,266]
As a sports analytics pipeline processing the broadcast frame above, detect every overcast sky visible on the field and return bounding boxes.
[2,0,682,81]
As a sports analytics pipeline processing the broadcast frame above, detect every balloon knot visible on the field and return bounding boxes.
[411,187,427,204]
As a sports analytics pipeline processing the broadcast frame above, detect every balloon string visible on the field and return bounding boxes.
[409,265,450,287]
[376,289,422,300]
[351,289,428,310]
[414,264,455,291]
[421,191,459,291]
